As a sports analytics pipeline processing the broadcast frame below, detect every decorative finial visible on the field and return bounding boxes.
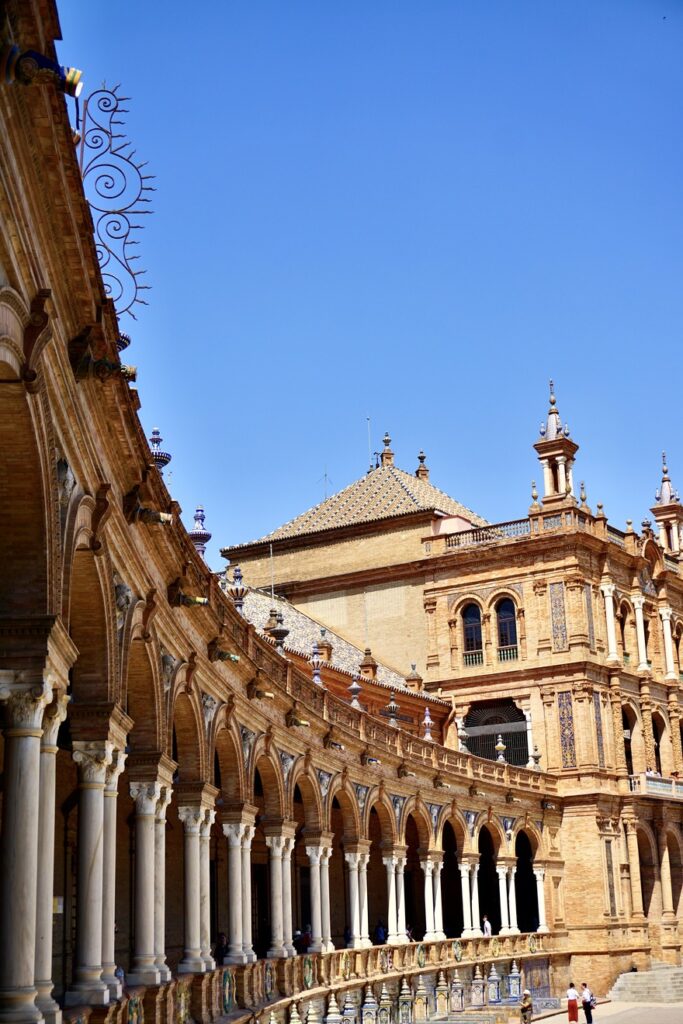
[663,451,668,475]
[228,565,247,613]
[549,379,555,405]
[310,642,322,686]
[422,705,433,742]
[531,480,538,502]
[539,422,546,437]
[149,427,171,476]
[415,449,429,480]
[418,450,426,464]
[271,611,289,652]
[580,481,587,505]
[383,431,391,448]
[349,674,362,709]
[495,734,506,763]
[117,331,131,352]
[189,505,211,558]
[386,691,400,728]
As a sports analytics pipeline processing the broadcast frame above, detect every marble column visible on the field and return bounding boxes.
[383,856,398,944]
[660,608,677,680]
[625,822,644,918]
[633,595,649,672]
[433,860,445,940]
[533,868,549,933]
[359,852,371,948]
[66,740,113,1007]
[320,846,333,952]
[459,863,473,937]
[281,836,295,957]
[0,679,52,1024]
[306,845,324,952]
[101,751,127,998]
[223,823,246,964]
[395,856,408,943]
[497,867,511,934]
[422,859,436,941]
[507,867,520,934]
[128,780,162,985]
[154,787,173,980]
[200,808,216,970]
[601,584,619,663]
[177,806,205,973]
[265,835,286,958]
[470,864,483,937]
[241,825,256,962]
[35,694,68,1024]
[344,852,362,948]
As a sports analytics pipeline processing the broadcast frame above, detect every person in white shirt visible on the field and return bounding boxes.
[566,982,579,1023]
[581,983,594,1024]
[482,915,492,937]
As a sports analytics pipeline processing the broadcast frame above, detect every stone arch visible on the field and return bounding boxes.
[474,814,506,856]
[437,809,469,856]
[641,538,665,579]
[363,790,396,845]
[209,708,245,804]
[0,300,52,617]
[66,541,117,705]
[514,828,540,933]
[449,594,486,621]
[250,738,285,819]
[123,622,164,754]
[289,761,324,832]
[513,821,542,858]
[170,686,206,783]
[326,775,361,842]
[636,823,659,917]
[401,797,434,852]
[662,824,683,917]
[622,700,645,776]
[616,597,636,661]
[651,708,673,776]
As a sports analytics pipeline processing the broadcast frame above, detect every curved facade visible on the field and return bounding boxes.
[0,6,681,1024]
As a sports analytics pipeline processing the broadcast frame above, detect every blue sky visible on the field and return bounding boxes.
[58,1,683,569]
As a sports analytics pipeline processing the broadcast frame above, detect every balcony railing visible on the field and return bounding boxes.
[463,650,484,667]
[498,645,519,662]
[446,519,531,548]
[629,774,683,799]
[607,526,626,548]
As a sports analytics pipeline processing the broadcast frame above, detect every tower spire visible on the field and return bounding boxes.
[533,380,579,505]
[651,451,682,554]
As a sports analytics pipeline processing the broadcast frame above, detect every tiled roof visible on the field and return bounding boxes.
[239,587,448,706]
[227,464,487,549]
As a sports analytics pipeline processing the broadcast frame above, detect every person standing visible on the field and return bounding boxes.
[566,982,579,1023]
[581,983,594,1024]
[482,915,492,937]
[520,989,533,1024]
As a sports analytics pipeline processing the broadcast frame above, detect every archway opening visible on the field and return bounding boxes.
[637,830,657,917]
[464,699,529,766]
[514,831,539,932]
[441,821,463,937]
[477,826,501,934]
[622,707,634,776]
[367,804,390,942]
[404,814,425,941]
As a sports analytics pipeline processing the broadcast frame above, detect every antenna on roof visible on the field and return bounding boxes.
[269,542,275,602]
[366,415,373,471]
[317,466,333,499]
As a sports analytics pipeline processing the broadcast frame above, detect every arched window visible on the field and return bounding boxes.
[496,598,518,660]
[462,604,483,666]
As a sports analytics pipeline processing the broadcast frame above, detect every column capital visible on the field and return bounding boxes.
[632,593,645,610]
[200,807,216,837]
[420,857,435,876]
[242,823,256,845]
[600,582,616,598]
[178,805,204,833]
[344,850,361,868]
[105,748,128,793]
[660,606,674,622]
[532,866,546,880]
[306,845,323,865]
[382,854,398,870]
[73,739,113,784]
[223,821,247,846]
[156,784,173,820]
[0,673,53,733]
[41,691,70,748]
[130,780,162,815]
[264,833,286,857]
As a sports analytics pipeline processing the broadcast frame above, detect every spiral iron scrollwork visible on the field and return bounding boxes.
[78,84,154,319]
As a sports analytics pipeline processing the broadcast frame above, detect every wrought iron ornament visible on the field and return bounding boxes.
[78,85,154,319]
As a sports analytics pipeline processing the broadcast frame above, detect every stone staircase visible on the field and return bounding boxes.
[608,963,683,1002]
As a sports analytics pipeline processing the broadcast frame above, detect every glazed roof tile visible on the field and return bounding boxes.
[228,464,487,549]
[239,587,449,706]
